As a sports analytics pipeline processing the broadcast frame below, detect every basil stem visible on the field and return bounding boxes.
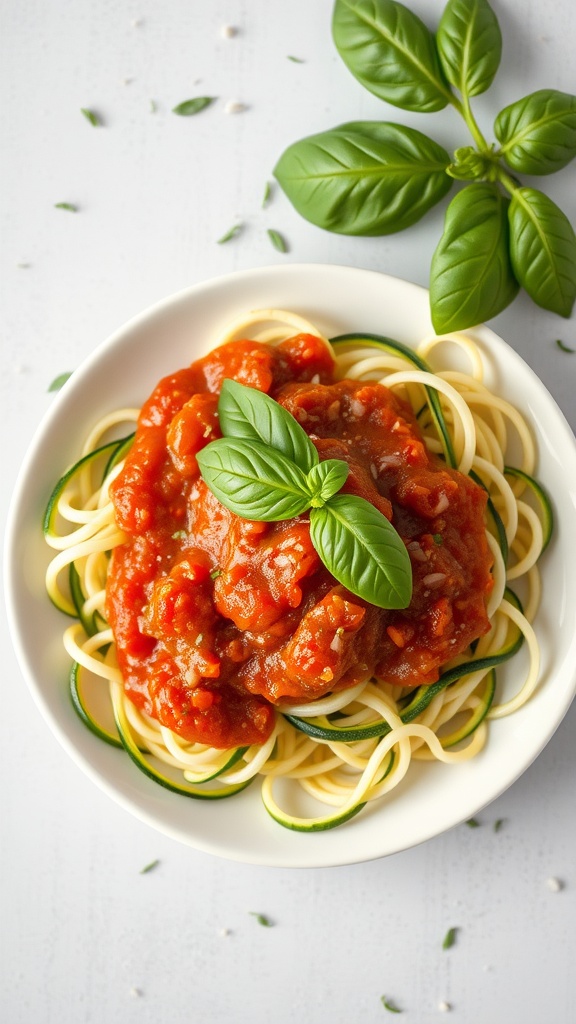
[274,0,576,328]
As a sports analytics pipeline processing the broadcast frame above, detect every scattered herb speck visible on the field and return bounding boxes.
[250,912,273,927]
[493,818,505,832]
[267,228,288,253]
[443,927,458,950]
[172,97,217,116]
[287,55,305,63]
[217,223,243,244]
[48,372,72,392]
[81,108,101,127]
[140,859,160,874]
[556,338,575,353]
[381,996,402,1013]
[465,817,480,828]
[54,202,78,212]
[262,181,272,207]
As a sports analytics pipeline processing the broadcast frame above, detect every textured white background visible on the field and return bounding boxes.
[1,1,575,1022]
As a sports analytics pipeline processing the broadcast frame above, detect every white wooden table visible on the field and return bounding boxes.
[1,2,575,1021]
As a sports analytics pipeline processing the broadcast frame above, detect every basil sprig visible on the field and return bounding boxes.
[197,381,412,610]
[274,0,576,330]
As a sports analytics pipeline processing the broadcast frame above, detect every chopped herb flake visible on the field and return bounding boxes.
[140,859,160,874]
[149,99,157,113]
[432,533,443,545]
[555,338,575,354]
[442,927,458,950]
[81,108,101,126]
[48,372,72,392]
[54,202,78,212]
[172,97,216,116]
[217,223,243,244]
[172,529,186,540]
[287,55,305,63]
[250,912,273,927]
[465,817,480,828]
[267,228,288,253]
[210,568,222,580]
[493,818,505,832]
[381,996,402,1013]
[262,181,272,208]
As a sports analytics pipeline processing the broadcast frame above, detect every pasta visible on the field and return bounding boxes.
[44,310,550,831]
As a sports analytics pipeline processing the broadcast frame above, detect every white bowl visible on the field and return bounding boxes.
[5,264,576,867]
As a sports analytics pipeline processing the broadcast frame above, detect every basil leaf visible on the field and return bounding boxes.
[172,97,216,116]
[274,121,452,236]
[332,0,451,112]
[218,380,319,472]
[309,494,412,609]
[196,438,312,521]
[495,89,576,175]
[306,459,349,506]
[430,183,519,333]
[437,0,502,99]
[508,187,576,317]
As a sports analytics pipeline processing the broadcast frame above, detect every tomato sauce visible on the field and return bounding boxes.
[107,334,493,749]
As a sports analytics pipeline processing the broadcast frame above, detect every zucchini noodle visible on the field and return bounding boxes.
[44,310,551,832]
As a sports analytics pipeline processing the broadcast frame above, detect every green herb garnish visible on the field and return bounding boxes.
[210,568,222,580]
[196,380,412,610]
[250,912,273,926]
[287,55,305,63]
[493,818,505,832]
[217,223,243,244]
[267,228,288,253]
[262,181,272,207]
[274,0,576,331]
[54,202,78,212]
[556,338,575,353]
[172,97,217,116]
[48,372,72,392]
[140,859,160,874]
[432,533,443,545]
[381,996,402,1013]
[465,817,480,828]
[442,926,458,949]
[81,108,101,126]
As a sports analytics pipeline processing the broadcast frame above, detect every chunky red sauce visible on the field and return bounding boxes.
[107,334,493,748]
